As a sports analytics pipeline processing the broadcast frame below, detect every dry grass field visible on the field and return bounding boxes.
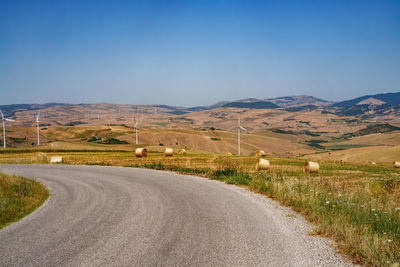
[4,123,400,163]
[2,125,316,156]
[308,145,400,164]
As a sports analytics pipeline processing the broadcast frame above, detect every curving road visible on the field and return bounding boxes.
[0,165,351,266]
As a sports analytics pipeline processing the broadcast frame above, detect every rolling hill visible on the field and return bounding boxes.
[332,92,400,108]
[1,91,399,162]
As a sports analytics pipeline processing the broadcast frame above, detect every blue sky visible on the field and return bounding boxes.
[0,0,399,106]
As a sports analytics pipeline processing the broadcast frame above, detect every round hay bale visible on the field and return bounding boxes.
[50,156,63,163]
[178,149,186,154]
[34,152,48,162]
[370,161,377,165]
[225,152,232,156]
[164,148,174,157]
[393,161,400,168]
[256,158,270,171]
[255,150,266,157]
[304,161,319,173]
[135,148,147,158]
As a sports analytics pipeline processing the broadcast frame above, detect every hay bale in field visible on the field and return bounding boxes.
[256,150,266,157]
[164,148,173,157]
[34,152,48,162]
[225,152,232,156]
[135,148,148,158]
[304,161,319,173]
[50,156,63,163]
[178,149,186,154]
[256,158,270,171]
[393,161,400,168]
[370,161,377,165]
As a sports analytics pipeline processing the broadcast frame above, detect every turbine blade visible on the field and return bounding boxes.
[239,126,247,131]
[5,118,15,122]
[0,110,3,119]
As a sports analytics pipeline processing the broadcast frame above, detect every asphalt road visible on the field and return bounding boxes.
[0,165,351,266]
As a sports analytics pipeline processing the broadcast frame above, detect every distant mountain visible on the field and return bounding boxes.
[185,101,230,112]
[329,92,400,117]
[1,92,398,120]
[153,105,189,115]
[285,105,319,112]
[221,100,279,109]
[186,95,330,111]
[266,95,332,107]
[335,104,394,117]
[357,97,386,106]
[0,103,69,117]
[185,98,278,111]
[333,92,400,108]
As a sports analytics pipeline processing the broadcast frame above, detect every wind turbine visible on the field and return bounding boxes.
[134,121,139,145]
[238,118,247,155]
[0,110,15,148]
[134,113,144,145]
[36,111,40,146]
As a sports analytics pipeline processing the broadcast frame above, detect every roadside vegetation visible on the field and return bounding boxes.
[0,149,399,265]
[138,158,400,266]
[0,173,49,229]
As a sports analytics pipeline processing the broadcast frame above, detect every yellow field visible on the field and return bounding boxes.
[308,145,400,163]
[3,125,316,156]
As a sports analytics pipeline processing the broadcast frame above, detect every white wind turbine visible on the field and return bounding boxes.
[238,118,247,156]
[134,121,139,145]
[133,113,144,145]
[0,110,15,148]
[36,111,40,146]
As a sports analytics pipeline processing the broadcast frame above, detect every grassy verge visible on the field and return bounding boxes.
[128,159,400,266]
[0,173,49,229]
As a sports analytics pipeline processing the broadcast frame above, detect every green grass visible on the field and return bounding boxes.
[151,122,168,127]
[324,144,371,150]
[100,137,129,144]
[64,121,88,126]
[0,173,49,229]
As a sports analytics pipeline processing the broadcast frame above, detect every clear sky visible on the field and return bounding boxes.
[1,0,399,106]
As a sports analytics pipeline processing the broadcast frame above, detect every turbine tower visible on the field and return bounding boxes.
[238,118,247,155]
[0,110,15,148]
[134,121,138,145]
[133,112,143,145]
[36,111,40,146]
